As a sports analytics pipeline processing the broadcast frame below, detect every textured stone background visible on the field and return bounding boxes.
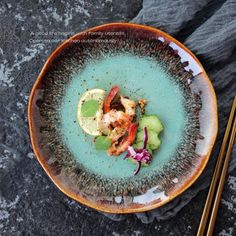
[0,0,235,235]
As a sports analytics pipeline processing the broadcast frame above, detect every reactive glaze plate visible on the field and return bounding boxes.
[28,23,218,213]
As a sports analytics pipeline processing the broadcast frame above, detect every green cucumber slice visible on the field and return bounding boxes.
[138,115,163,133]
[136,130,161,150]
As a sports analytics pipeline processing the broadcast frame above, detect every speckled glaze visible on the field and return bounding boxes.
[28,23,218,213]
[61,54,186,179]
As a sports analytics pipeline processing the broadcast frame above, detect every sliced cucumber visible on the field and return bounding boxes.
[136,130,161,150]
[138,115,163,134]
[133,142,153,155]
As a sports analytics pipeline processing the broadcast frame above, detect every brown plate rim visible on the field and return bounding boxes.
[28,22,218,213]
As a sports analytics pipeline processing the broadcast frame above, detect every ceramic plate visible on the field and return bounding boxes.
[28,23,218,213]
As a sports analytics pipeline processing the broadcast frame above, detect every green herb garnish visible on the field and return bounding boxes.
[81,99,99,117]
[95,136,112,150]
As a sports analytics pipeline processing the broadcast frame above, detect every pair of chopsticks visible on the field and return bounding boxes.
[197,96,236,236]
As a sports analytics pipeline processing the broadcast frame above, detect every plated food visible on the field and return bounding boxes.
[28,23,218,213]
[77,85,164,175]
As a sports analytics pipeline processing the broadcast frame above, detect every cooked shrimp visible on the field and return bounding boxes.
[98,109,131,137]
[120,96,136,118]
[109,127,126,143]
[98,86,137,153]
[107,123,138,156]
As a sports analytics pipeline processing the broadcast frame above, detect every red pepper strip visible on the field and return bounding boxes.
[125,122,138,146]
[103,85,119,113]
[108,122,138,156]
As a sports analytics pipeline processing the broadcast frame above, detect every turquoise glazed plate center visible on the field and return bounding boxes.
[28,23,218,213]
[61,54,185,178]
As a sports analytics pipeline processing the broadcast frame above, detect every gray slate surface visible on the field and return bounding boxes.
[0,0,236,235]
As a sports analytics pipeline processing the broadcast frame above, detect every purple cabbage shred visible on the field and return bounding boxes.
[124,127,152,175]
